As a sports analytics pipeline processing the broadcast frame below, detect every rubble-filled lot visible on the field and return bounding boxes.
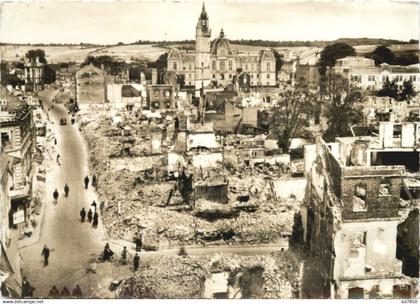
[116,251,301,299]
[78,108,301,249]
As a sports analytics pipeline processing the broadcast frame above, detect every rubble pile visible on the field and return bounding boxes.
[116,255,207,298]
[78,108,301,247]
[115,252,302,299]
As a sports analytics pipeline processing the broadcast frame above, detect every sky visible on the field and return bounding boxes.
[0,0,418,44]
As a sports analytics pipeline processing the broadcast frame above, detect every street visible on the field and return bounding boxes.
[19,89,128,298]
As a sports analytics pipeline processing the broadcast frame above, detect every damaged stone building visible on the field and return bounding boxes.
[0,86,34,235]
[302,125,419,299]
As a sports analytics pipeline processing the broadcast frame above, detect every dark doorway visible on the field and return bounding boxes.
[348,287,364,299]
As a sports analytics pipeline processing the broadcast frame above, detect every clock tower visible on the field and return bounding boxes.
[195,3,211,92]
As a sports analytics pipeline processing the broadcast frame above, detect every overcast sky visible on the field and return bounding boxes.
[0,0,418,44]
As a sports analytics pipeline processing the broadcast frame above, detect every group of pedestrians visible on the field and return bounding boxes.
[79,201,99,228]
[84,175,97,191]
[101,243,140,272]
[48,285,83,298]
[52,183,70,203]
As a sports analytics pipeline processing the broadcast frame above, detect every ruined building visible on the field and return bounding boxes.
[302,127,419,299]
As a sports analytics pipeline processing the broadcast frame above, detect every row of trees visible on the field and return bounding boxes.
[271,72,365,151]
[378,79,416,101]
[366,46,419,66]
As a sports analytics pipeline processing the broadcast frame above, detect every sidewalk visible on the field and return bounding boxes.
[18,115,56,249]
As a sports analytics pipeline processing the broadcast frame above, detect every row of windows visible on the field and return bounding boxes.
[351,74,417,82]
[172,61,274,72]
[211,73,272,79]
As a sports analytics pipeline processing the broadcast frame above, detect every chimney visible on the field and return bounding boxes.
[152,68,158,85]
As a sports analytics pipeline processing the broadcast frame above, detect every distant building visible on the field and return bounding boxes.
[278,60,296,83]
[333,56,420,91]
[167,4,276,90]
[295,64,320,89]
[24,57,43,92]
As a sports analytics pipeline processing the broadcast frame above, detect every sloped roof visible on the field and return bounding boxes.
[76,64,107,78]
[0,86,29,119]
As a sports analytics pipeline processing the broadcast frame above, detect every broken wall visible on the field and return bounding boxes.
[336,277,417,299]
[340,166,404,220]
[334,221,401,281]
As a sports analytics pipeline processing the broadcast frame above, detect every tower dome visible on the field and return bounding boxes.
[210,28,232,55]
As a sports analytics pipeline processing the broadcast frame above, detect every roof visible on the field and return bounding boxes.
[210,29,233,56]
[0,85,29,120]
[380,64,420,74]
[76,64,107,78]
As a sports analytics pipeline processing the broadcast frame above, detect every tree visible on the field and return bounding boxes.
[272,49,284,72]
[323,73,364,142]
[43,64,56,84]
[377,79,399,99]
[367,45,418,66]
[25,49,47,64]
[270,89,317,151]
[177,74,185,87]
[148,52,168,72]
[319,43,356,75]
[369,46,396,65]
[400,80,416,100]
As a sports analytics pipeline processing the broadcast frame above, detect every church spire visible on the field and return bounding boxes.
[200,2,208,20]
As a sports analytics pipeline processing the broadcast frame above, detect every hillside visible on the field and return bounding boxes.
[1,40,417,64]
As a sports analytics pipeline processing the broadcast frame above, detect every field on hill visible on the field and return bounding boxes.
[88,44,167,62]
[0,44,167,63]
[0,45,99,63]
[354,43,418,54]
[1,43,417,64]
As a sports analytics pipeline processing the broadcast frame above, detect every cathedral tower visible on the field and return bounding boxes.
[195,3,211,91]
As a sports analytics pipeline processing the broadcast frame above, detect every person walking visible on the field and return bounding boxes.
[53,189,59,203]
[21,277,35,298]
[91,201,97,213]
[80,208,86,222]
[48,286,59,298]
[133,253,140,272]
[54,138,57,145]
[120,246,128,265]
[84,176,90,189]
[87,209,93,223]
[56,154,61,166]
[92,212,99,228]
[60,287,70,298]
[134,230,143,252]
[72,285,83,298]
[102,243,113,262]
[92,174,97,190]
[64,183,70,198]
[41,244,50,266]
